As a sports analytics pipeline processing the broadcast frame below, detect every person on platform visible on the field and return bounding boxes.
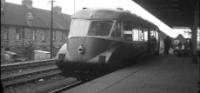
[164,36,171,55]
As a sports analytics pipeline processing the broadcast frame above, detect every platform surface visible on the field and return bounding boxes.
[62,55,199,93]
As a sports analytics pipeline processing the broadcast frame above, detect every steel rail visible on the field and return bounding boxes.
[49,80,82,93]
[1,59,56,72]
[2,67,61,87]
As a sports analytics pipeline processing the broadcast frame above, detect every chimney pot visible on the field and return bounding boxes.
[53,6,62,14]
[22,0,33,9]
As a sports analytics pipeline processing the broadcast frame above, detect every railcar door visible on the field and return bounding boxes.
[148,29,160,54]
[121,21,149,57]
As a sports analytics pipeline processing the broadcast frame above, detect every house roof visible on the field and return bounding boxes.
[1,2,71,30]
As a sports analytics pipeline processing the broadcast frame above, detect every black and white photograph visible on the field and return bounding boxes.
[1,0,200,93]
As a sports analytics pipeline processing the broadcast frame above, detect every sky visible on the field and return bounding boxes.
[6,0,191,38]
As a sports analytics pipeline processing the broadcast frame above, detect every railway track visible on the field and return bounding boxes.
[1,59,56,73]
[49,80,82,93]
[1,59,112,92]
[2,66,61,87]
[1,59,62,87]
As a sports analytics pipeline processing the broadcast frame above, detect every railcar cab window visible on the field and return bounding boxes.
[69,19,90,37]
[111,22,121,37]
[88,21,113,36]
[69,19,114,37]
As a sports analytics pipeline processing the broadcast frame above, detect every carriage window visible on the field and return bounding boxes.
[144,30,148,41]
[132,29,139,41]
[138,29,144,41]
[155,31,159,41]
[123,21,133,41]
[123,31,132,41]
[132,28,146,41]
[88,21,113,36]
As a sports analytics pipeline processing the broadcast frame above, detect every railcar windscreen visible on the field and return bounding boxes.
[69,19,90,37]
[88,21,113,36]
[69,19,113,37]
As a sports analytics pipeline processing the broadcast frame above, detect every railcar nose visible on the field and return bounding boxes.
[67,37,112,62]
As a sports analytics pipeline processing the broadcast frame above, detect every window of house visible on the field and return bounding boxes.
[32,30,36,40]
[41,30,45,41]
[62,31,66,41]
[3,26,9,40]
[53,31,56,41]
[16,27,22,40]
[58,31,62,41]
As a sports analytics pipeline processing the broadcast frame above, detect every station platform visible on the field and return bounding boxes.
[62,55,199,93]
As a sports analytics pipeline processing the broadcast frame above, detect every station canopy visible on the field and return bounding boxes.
[132,0,198,27]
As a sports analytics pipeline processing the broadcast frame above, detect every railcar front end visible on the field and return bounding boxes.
[55,8,160,77]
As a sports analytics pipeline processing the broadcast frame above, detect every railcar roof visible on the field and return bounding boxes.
[72,8,127,19]
[72,8,158,29]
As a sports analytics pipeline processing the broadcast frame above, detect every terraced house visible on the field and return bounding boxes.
[1,0,71,58]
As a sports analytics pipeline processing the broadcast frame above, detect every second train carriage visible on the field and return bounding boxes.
[56,8,160,76]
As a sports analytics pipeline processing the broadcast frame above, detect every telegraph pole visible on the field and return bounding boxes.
[74,0,75,13]
[50,0,54,58]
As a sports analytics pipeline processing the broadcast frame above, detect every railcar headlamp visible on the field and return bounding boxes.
[78,44,85,55]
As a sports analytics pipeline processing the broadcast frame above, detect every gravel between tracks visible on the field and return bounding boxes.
[3,75,74,93]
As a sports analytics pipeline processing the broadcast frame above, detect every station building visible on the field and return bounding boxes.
[1,0,71,57]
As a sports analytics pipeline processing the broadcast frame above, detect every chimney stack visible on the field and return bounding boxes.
[53,6,62,14]
[1,0,5,4]
[1,0,5,14]
[22,0,33,9]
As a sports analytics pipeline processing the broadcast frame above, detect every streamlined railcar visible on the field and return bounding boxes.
[56,8,160,78]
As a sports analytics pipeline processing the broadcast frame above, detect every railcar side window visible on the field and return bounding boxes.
[122,21,148,42]
[132,29,139,41]
[123,31,132,41]
[143,29,148,41]
[132,28,145,41]
[123,21,133,41]
[138,29,144,41]
[88,21,113,36]
[155,31,159,41]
